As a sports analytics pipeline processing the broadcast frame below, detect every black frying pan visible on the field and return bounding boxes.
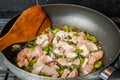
[0,4,120,80]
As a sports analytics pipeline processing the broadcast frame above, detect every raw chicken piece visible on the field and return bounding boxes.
[40,65,59,78]
[52,36,60,47]
[68,69,78,78]
[88,56,97,65]
[78,40,98,51]
[88,50,103,64]
[61,69,70,78]
[32,55,53,74]
[17,45,45,68]
[32,46,44,59]
[36,31,53,47]
[57,58,72,66]
[53,47,64,55]
[68,32,78,43]
[73,58,80,66]
[88,50,104,65]
[78,43,90,57]
[36,34,49,46]
[55,40,73,50]
[59,40,77,58]
[64,46,77,58]
[65,51,77,58]
[69,32,77,37]
[32,64,45,74]
[81,64,94,74]
[55,30,68,38]
[33,55,53,68]
[51,64,60,69]
[17,48,32,67]
[78,32,86,40]
[81,50,104,74]
[91,50,104,60]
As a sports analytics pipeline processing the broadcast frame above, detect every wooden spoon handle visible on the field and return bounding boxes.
[0,33,16,51]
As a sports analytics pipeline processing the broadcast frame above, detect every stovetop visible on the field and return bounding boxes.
[0,0,120,80]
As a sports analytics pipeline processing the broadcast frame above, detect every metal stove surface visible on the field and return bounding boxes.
[0,19,21,80]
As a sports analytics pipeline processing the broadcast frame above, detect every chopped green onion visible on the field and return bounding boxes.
[52,28,60,34]
[56,68,63,75]
[68,58,74,62]
[24,59,37,72]
[43,44,53,55]
[74,33,79,37]
[57,64,66,70]
[49,44,53,51]
[43,47,49,52]
[23,55,27,59]
[47,27,52,31]
[54,54,64,58]
[64,26,69,32]
[65,36,72,39]
[86,32,92,39]
[86,32,97,43]
[90,36,97,42]
[67,41,76,45]
[94,61,102,69]
[75,49,83,54]
[39,72,48,76]
[70,64,78,70]
[41,31,47,34]
[24,66,33,72]
[28,59,37,67]
[48,51,53,55]
[79,57,84,66]
[27,41,37,46]
[29,47,34,51]
[71,27,77,32]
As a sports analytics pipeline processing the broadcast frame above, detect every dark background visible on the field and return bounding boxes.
[0,0,120,18]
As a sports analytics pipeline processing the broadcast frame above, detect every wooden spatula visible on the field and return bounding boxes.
[0,5,51,51]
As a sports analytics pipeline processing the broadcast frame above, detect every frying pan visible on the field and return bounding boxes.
[0,4,120,80]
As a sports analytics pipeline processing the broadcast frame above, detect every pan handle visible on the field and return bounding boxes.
[100,55,120,80]
[108,69,120,80]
